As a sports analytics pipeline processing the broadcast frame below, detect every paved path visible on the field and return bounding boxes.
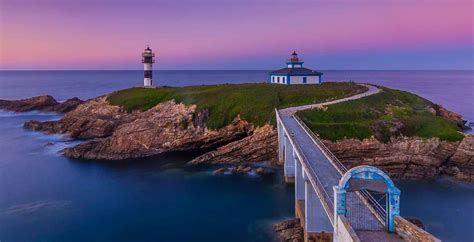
[278,84,402,241]
[280,84,380,116]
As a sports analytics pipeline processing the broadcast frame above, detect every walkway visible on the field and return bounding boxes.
[277,84,402,241]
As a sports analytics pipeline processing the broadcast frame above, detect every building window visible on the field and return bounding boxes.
[277,76,280,83]
[272,76,274,83]
[303,77,307,84]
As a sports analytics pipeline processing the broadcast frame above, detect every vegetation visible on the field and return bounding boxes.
[107,82,367,129]
[297,87,464,142]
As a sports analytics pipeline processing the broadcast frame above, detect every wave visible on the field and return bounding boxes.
[0,110,61,118]
[1,200,71,215]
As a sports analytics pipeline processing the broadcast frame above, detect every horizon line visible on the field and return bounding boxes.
[1,69,473,72]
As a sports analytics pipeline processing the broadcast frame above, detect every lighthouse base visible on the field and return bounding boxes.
[144,78,153,87]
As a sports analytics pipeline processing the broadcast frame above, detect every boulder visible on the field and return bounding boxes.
[273,218,303,242]
[213,168,227,175]
[255,167,266,175]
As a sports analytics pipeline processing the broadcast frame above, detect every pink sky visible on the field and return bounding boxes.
[0,0,472,70]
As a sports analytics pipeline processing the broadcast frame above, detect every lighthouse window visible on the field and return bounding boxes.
[303,77,307,83]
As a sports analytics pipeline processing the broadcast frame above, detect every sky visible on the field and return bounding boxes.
[0,0,473,70]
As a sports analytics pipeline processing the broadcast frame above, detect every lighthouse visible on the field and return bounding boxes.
[269,51,323,85]
[142,46,155,87]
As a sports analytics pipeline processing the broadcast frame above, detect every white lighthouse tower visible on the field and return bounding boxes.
[142,46,155,87]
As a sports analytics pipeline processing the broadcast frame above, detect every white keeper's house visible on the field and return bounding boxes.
[270,51,323,85]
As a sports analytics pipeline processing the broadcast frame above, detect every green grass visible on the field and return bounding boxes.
[107,82,367,129]
[297,87,464,142]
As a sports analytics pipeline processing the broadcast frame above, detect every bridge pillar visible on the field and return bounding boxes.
[294,153,305,226]
[304,176,319,237]
[284,134,295,183]
[294,154,304,201]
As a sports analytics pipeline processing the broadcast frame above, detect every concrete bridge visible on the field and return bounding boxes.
[276,84,440,242]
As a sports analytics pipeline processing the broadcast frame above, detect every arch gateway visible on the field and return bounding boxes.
[333,165,401,232]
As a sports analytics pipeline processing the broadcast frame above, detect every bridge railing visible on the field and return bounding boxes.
[276,110,335,224]
[291,131,335,223]
[292,114,387,225]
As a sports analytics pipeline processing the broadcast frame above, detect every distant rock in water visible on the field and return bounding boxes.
[51,97,84,113]
[212,165,270,175]
[273,218,304,242]
[0,95,83,113]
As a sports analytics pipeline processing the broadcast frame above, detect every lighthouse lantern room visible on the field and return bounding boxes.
[142,46,155,87]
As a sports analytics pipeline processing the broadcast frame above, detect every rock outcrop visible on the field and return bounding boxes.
[273,218,304,242]
[436,105,471,130]
[0,95,83,113]
[447,135,474,181]
[189,124,277,165]
[24,97,131,139]
[51,100,253,160]
[323,136,474,182]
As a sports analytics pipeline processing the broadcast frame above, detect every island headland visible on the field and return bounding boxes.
[1,82,472,182]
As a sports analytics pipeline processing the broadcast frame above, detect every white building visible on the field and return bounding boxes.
[270,51,323,85]
[142,46,155,87]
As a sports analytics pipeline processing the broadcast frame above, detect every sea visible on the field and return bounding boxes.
[0,70,473,241]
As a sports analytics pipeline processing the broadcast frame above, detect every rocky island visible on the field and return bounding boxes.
[1,82,472,182]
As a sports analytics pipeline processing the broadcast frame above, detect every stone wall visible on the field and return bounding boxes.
[395,216,441,242]
[334,216,360,242]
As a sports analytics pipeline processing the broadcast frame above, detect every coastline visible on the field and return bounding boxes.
[1,82,472,183]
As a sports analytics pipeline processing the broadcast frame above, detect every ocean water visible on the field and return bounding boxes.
[0,70,473,241]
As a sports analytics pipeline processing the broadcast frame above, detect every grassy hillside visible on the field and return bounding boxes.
[297,87,464,142]
[107,82,367,129]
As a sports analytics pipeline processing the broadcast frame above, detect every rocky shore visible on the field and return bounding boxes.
[323,136,474,182]
[25,97,253,160]
[0,95,83,113]
[1,93,473,182]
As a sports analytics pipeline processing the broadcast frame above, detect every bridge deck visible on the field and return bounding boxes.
[278,85,403,241]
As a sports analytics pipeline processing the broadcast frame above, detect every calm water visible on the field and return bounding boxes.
[0,70,473,241]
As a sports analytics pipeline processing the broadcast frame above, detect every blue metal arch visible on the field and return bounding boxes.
[334,165,400,233]
[338,166,400,195]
